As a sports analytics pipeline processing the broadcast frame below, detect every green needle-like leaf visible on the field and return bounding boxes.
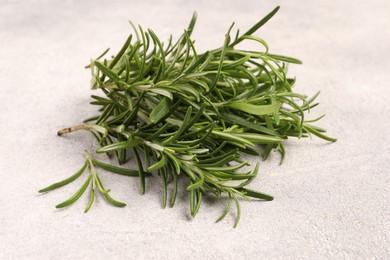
[94,61,121,83]
[160,169,168,208]
[132,147,146,194]
[231,6,280,47]
[84,179,95,213]
[39,162,87,193]
[95,174,127,207]
[162,106,193,145]
[267,53,302,64]
[96,138,141,153]
[92,158,150,177]
[225,102,281,115]
[221,113,278,136]
[231,193,241,228]
[109,34,132,69]
[148,154,167,171]
[237,187,274,201]
[55,175,92,209]
[216,197,232,223]
[149,97,171,123]
[170,172,178,208]
[233,133,284,144]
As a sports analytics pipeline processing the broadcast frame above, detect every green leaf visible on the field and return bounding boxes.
[183,51,210,74]
[96,104,115,124]
[147,155,167,171]
[267,53,302,64]
[231,6,280,47]
[187,171,204,191]
[55,175,92,208]
[131,147,146,194]
[84,180,95,213]
[197,148,238,165]
[221,55,251,70]
[303,125,337,142]
[103,193,127,207]
[148,29,166,82]
[183,103,205,132]
[186,12,197,37]
[189,79,209,92]
[191,190,202,217]
[165,152,181,175]
[209,171,254,181]
[149,88,173,100]
[144,123,170,140]
[233,133,284,144]
[179,84,200,102]
[95,174,127,207]
[94,61,121,83]
[162,106,193,145]
[209,22,234,92]
[122,105,140,126]
[216,197,232,222]
[237,187,274,201]
[39,162,87,193]
[109,34,132,69]
[236,163,259,188]
[96,138,140,153]
[170,172,178,208]
[91,158,150,177]
[226,102,281,115]
[149,98,171,123]
[203,161,247,172]
[160,169,168,208]
[221,113,278,136]
[240,35,269,53]
[95,47,110,60]
[231,193,241,228]
[212,130,254,146]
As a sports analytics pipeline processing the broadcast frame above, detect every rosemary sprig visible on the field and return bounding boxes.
[41,6,336,227]
[39,151,129,212]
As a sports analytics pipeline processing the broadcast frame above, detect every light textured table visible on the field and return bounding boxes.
[1,0,389,259]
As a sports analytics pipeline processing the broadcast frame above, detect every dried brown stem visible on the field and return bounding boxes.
[57,125,92,136]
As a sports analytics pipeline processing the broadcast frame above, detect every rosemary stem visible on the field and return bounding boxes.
[57,124,93,136]
[44,8,336,227]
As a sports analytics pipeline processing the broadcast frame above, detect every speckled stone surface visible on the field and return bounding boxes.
[0,0,389,259]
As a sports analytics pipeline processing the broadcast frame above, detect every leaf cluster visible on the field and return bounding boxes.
[42,6,336,227]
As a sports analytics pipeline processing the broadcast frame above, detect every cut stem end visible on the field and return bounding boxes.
[57,125,92,136]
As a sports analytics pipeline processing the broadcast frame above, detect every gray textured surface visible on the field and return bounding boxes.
[1,0,389,259]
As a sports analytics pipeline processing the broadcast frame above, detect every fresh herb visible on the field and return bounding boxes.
[40,6,336,227]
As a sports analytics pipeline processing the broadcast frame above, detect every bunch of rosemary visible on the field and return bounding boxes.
[40,6,336,227]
